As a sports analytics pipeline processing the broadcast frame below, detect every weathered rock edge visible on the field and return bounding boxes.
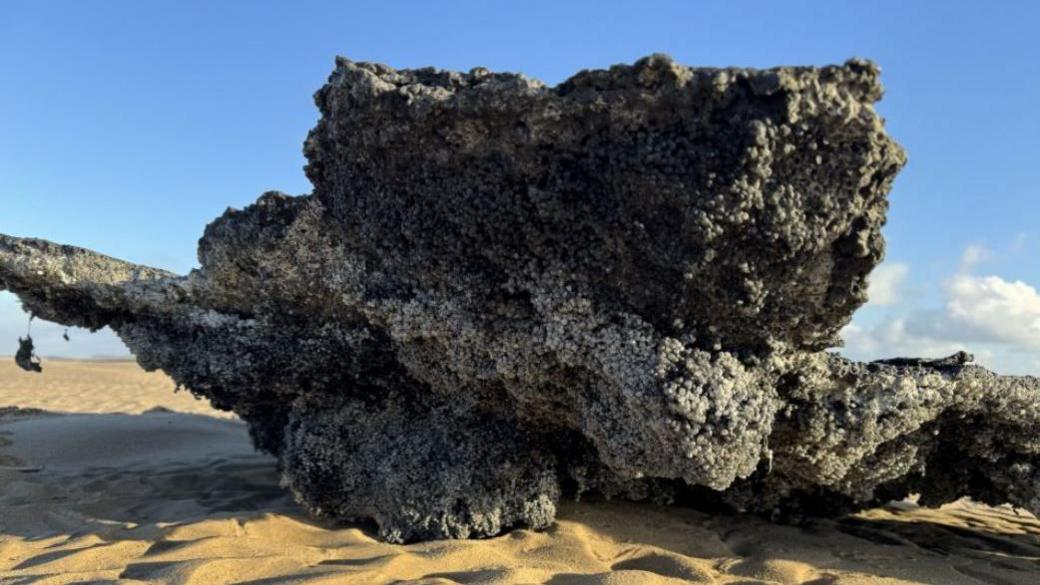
[3,55,1039,542]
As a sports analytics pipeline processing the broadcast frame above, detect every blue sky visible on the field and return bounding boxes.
[2,1,1038,373]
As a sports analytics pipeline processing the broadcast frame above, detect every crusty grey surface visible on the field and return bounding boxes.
[3,55,1038,542]
[305,54,903,354]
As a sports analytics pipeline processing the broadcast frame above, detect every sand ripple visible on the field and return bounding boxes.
[2,362,1040,584]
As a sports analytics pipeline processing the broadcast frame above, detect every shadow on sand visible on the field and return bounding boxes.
[2,408,1039,584]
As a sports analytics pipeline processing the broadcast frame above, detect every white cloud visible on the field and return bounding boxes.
[841,319,978,361]
[866,262,909,306]
[840,248,1040,375]
[959,244,990,273]
[944,274,1040,349]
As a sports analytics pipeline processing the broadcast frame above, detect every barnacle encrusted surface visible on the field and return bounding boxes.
[3,55,1038,543]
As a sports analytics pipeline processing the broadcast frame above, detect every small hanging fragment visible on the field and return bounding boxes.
[15,335,42,373]
[63,328,70,342]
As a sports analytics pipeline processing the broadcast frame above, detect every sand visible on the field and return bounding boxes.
[0,359,234,418]
[2,361,1039,584]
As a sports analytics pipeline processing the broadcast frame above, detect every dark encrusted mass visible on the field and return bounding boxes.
[3,55,1038,542]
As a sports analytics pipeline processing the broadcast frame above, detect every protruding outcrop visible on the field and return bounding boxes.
[3,55,1037,543]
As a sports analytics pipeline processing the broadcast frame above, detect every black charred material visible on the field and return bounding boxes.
[14,336,41,373]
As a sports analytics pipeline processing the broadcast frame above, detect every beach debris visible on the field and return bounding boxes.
[874,351,974,368]
[15,336,42,373]
[1,55,1038,543]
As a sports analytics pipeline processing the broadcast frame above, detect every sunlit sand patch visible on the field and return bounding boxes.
[0,359,232,418]
[2,362,1039,584]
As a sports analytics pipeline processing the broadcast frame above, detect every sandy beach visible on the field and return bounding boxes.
[2,360,1039,585]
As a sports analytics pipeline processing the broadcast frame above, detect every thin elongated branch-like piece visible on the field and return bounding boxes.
[0,235,180,329]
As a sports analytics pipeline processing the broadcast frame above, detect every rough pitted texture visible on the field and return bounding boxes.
[3,55,1038,543]
[305,55,901,355]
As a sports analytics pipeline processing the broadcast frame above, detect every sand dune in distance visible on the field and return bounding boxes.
[2,360,1039,584]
